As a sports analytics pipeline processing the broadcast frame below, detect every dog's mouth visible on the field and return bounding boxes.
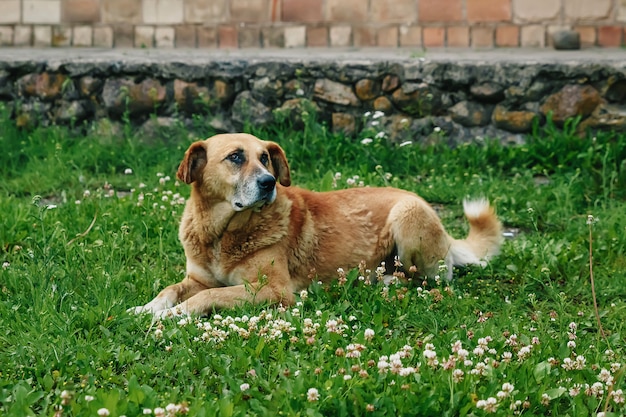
[232,192,276,212]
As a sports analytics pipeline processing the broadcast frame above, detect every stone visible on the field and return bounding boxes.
[382,74,399,93]
[173,79,211,113]
[231,91,272,126]
[284,79,309,98]
[251,77,284,104]
[373,96,393,113]
[492,104,537,133]
[354,79,380,101]
[102,78,167,117]
[449,101,493,127]
[391,82,443,117]
[15,101,52,128]
[377,114,414,142]
[540,84,601,124]
[314,78,360,106]
[0,70,13,98]
[577,103,626,134]
[525,81,552,101]
[55,99,91,122]
[331,112,356,134]
[90,118,124,142]
[276,98,320,128]
[552,30,581,50]
[79,76,103,97]
[136,117,182,144]
[470,82,504,102]
[213,79,235,103]
[605,78,626,103]
[18,72,67,101]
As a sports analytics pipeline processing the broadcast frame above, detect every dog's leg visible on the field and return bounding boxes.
[388,198,450,278]
[128,276,208,315]
[153,275,295,319]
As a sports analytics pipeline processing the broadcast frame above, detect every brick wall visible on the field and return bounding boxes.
[0,0,624,48]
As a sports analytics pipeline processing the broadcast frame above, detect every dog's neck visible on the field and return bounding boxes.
[187,188,263,240]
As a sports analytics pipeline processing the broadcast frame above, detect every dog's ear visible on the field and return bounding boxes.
[267,142,291,187]
[177,141,207,184]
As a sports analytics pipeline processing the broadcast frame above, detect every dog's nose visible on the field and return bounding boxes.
[257,174,276,192]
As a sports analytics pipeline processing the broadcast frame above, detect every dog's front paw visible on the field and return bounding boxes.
[127,305,154,315]
[153,306,188,320]
[127,297,174,316]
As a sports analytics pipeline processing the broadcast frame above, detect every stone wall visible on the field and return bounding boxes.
[1,49,625,144]
[0,0,625,48]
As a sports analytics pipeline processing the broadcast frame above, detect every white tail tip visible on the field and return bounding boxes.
[462,198,490,219]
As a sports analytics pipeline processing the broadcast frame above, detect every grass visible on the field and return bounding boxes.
[0,106,625,416]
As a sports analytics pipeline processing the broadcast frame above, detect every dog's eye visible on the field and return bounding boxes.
[260,153,269,166]
[227,151,244,164]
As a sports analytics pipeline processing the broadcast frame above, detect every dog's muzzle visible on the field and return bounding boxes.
[233,173,277,211]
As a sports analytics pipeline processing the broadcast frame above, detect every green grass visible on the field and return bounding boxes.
[0,107,625,416]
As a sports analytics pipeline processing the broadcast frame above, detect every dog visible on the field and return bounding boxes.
[130,133,502,318]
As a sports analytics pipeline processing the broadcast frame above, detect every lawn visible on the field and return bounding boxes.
[0,107,625,416]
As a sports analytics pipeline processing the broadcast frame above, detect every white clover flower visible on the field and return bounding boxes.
[124,168,133,175]
[97,408,110,416]
[457,348,469,360]
[501,382,514,393]
[598,369,613,385]
[611,389,624,404]
[452,369,464,382]
[240,383,250,391]
[361,138,373,145]
[307,388,319,402]
[85,395,95,402]
[589,382,604,397]
[364,328,375,341]
[569,385,581,397]
[143,409,152,415]
[517,345,532,361]
[2,262,9,269]
[476,397,498,413]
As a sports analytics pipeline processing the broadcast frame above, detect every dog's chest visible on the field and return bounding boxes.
[187,249,247,287]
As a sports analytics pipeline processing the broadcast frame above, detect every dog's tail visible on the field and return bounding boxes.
[445,198,503,277]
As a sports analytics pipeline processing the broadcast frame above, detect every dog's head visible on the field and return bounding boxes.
[176,133,291,211]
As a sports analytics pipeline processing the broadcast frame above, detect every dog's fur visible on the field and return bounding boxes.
[130,133,502,318]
